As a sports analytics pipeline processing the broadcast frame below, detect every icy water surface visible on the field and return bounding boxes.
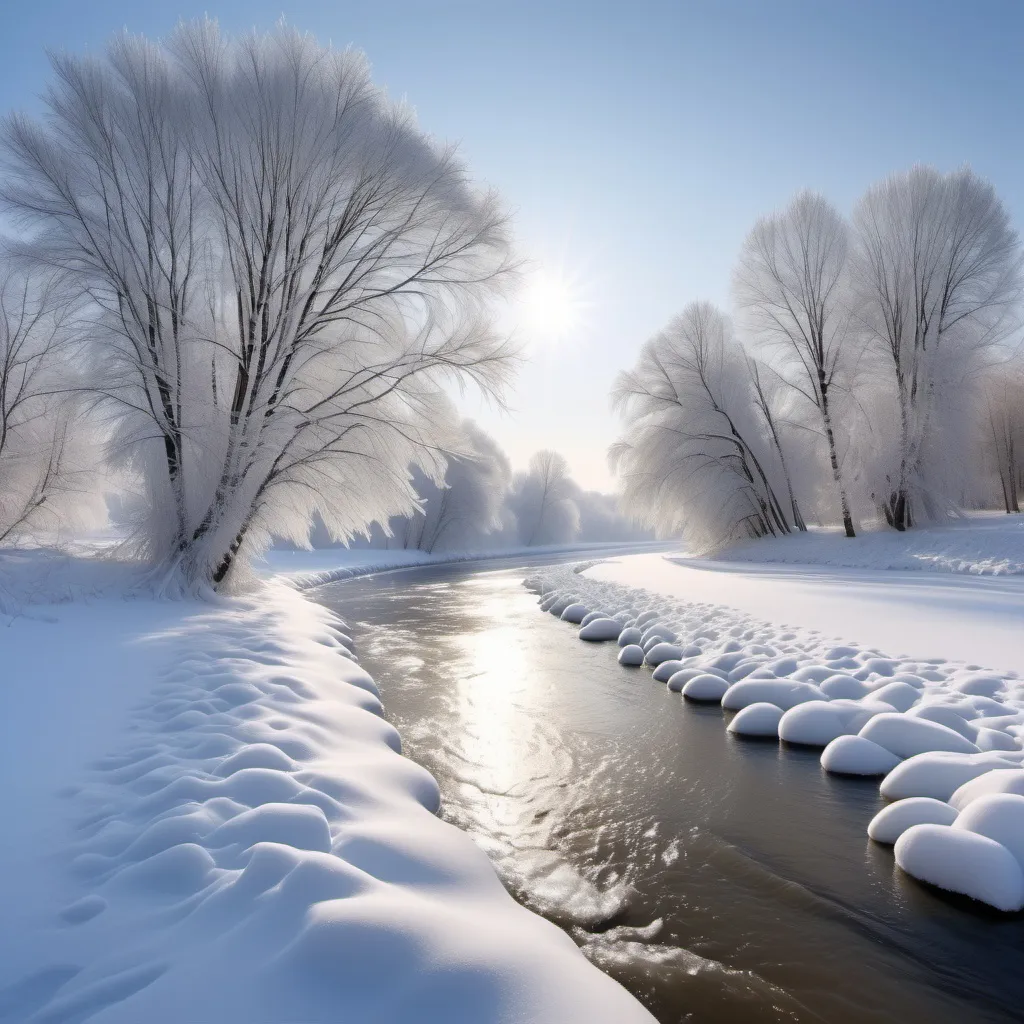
[316,558,1024,1023]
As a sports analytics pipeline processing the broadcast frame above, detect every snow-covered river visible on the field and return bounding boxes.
[315,556,1024,1023]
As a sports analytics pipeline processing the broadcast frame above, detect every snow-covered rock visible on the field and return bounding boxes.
[894,823,1024,912]
[681,674,731,702]
[950,769,1024,811]
[868,681,922,713]
[560,602,590,624]
[819,674,872,700]
[618,644,645,667]
[617,627,643,648]
[820,735,902,776]
[665,668,705,693]
[721,679,826,712]
[859,714,978,758]
[868,798,958,844]
[953,793,1024,870]
[778,701,849,747]
[727,702,783,737]
[579,617,623,641]
[652,659,687,682]
[880,752,1018,802]
[580,610,607,627]
[645,642,684,666]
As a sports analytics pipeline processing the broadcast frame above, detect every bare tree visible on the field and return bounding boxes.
[0,266,96,544]
[735,191,857,536]
[2,23,516,589]
[510,450,580,546]
[610,301,794,552]
[980,366,1024,514]
[851,166,1022,530]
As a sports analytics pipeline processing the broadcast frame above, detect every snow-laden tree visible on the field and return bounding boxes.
[734,190,858,536]
[850,166,1022,529]
[610,301,794,551]
[509,450,580,546]
[381,419,512,552]
[0,266,99,544]
[2,22,515,589]
[573,489,651,543]
[980,366,1024,514]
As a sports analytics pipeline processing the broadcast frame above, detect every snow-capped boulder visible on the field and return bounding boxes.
[727,702,783,737]
[820,735,901,776]
[681,674,731,702]
[894,823,1024,912]
[580,610,607,627]
[618,644,645,667]
[950,769,1024,812]
[868,798,958,844]
[778,701,850,747]
[578,618,623,642]
[905,704,979,742]
[666,668,705,693]
[956,675,1007,698]
[880,752,1017,802]
[640,625,676,646]
[819,674,872,700]
[859,714,978,759]
[548,595,578,617]
[652,659,687,683]
[868,682,921,713]
[976,728,1019,753]
[645,642,684,667]
[826,699,897,733]
[953,793,1024,870]
[617,627,643,648]
[721,679,826,712]
[560,603,590,624]
[791,665,834,684]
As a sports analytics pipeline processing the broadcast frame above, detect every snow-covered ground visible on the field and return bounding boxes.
[526,526,1024,913]
[0,549,653,1023]
[721,511,1024,576]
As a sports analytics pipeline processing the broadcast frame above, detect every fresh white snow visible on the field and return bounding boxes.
[1,550,653,1023]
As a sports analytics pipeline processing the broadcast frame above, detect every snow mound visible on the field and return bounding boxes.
[652,659,686,683]
[880,752,1018,802]
[618,645,645,667]
[953,793,1024,870]
[894,824,1024,912]
[681,674,731,702]
[820,735,902,776]
[950,769,1024,811]
[868,798,958,844]
[665,668,705,693]
[727,703,783,737]
[644,642,684,666]
[868,681,922,713]
[560,602,590,624]
[819,674,872,700]
[859,714,979,758]
[722,679,826,712]
[617,627,642,647]
[578,618,622,641]
[778,701,849,747]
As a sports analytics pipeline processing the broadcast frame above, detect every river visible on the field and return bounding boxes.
[314,555,1024,1023]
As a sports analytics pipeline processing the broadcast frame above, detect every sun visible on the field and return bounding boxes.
[518,268,585,343]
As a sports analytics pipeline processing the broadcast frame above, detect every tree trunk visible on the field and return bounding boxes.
[819,377,855,538]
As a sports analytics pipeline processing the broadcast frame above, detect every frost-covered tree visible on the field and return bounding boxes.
[509,450,580,546]
[980,366,1024,514]
[0,267,98,543]
[610,301,793,551]
[2,22,514,589]
[734,191,857,536]
[851,166,1021,529]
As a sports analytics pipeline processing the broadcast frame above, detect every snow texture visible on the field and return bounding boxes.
[1,553,653,1023]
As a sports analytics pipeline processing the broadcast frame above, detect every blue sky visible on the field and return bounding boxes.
[2,0,1021,488]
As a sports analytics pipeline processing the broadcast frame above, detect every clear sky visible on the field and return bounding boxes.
[1,0,1022,489]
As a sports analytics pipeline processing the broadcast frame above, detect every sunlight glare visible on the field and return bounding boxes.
[518,267,586,344]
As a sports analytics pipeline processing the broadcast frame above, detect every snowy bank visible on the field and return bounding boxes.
[525,558,1024,913]
[720,512,1024,577]
[262,540,669,590]
[1,553,652,1023]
